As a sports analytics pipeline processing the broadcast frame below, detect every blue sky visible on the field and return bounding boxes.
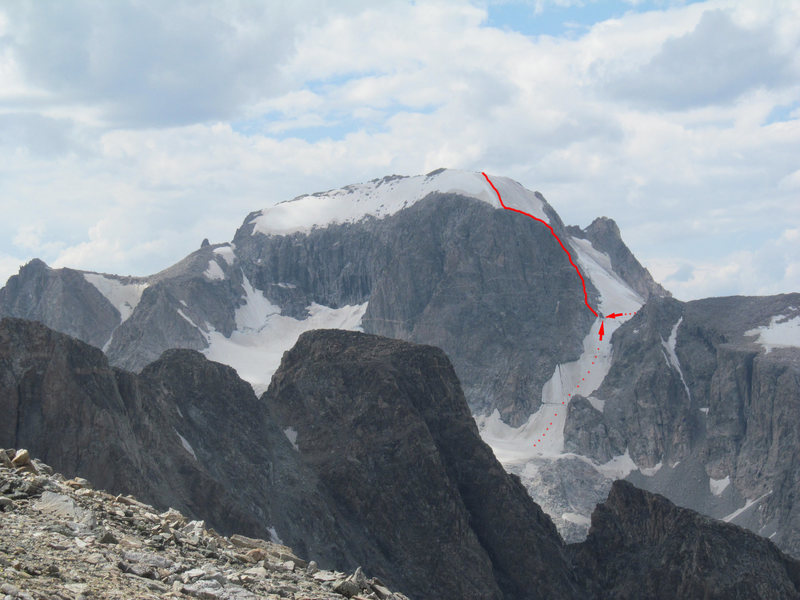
[0,0,798,300]
[487,0,706,37]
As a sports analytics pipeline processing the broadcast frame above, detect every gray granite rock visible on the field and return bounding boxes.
[264,329,581,599]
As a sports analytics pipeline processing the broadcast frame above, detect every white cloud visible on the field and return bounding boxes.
[649,227,800,300]
[0,0,797,301]
[604,9,799,109]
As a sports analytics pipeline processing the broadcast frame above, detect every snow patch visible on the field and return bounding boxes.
[723,491,771,523]
[213,245,236,266]
[639,462,663,477]
[204,259,225,281]
[746,314,800,352]
[83,273,148,323]
[597,449,638,480]
[562,512,591,526]
[175,429,197,461]
[479,310,616,463]
[587,396,605,412]
[710,475,730,496]
[204,299,368,391]
[283,427,299,452]
[569,236,643,317]
[235,275,280,331]
[661,316,691,400]
[176,308,199,329]
[249,169,549,236]
[268,526,284,545]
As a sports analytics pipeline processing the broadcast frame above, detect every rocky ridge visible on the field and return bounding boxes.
[563,294,800,554]
[4,320,800,598]
[0,448,408,600]
[4,168,800,559]
[265,329,579,600]
[0,169,664,427]
[570,480,800,599]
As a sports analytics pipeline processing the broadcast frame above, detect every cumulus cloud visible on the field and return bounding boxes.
[650,227,800,300]
[0,0,797,301]
[1,0,375,127]
[604,9,799,109]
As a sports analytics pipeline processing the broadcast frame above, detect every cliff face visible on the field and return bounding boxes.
[568,217,669,301]
[570,480,800,599]
[234,193,597,426]
[4,317,800,599]
[0,317,356,568]
[0,259,121,348]
[263,329,580,600]
[563,294,800,555]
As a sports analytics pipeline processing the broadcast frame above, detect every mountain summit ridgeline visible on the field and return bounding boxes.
[2,168,799,563]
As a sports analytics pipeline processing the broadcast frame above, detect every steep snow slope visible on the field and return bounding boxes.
[82,273,148,324]
[82,273,149,350]
[479,232,647,541]
[248,168,549,235]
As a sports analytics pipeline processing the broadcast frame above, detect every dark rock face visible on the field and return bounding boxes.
[105,246,244,372]
[567,216,669,301]
[565,293,800,556]
[264,329,579,600]
[0,259,121,348]
[0,190,615,427]
[570,480,800,599]
[565,296,693,467]
[4,317,800,599]
[0,317,355,567]
[235,194,597,426]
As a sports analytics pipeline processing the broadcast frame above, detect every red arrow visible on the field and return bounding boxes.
[606,313,623,319]
[598,321,605,342]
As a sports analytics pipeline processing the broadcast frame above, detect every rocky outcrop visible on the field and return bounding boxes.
[567,217,669,301]
[4,319,800,598]
[564,293,800,556]
[105,245,244,371]
[0,449,410,600]
[0,317,583,598]
[264,329,580,599]
[0,317,357,569]
[570,480,800,599]
[2,186,618,426]
[0,259,121,348]
[235,193,597,426]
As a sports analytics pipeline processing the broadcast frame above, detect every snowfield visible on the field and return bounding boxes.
[83,273,148,324]
[746,313,800,352]
[249,168,550,236]
[203,274,368,396]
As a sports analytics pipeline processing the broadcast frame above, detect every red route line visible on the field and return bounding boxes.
[482,172,599,318]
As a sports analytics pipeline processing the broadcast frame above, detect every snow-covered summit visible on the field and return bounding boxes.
[248,168,550,236]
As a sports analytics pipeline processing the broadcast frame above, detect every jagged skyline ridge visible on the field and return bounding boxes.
[0,0,798,300]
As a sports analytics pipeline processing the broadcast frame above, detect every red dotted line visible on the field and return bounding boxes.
[533,313,636,448]
[533,345,600,447]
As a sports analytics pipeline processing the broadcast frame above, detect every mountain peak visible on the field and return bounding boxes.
[568,216,670,301]
[20,257,50,274]
[246,168,550,236]
[585,216,621,240]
